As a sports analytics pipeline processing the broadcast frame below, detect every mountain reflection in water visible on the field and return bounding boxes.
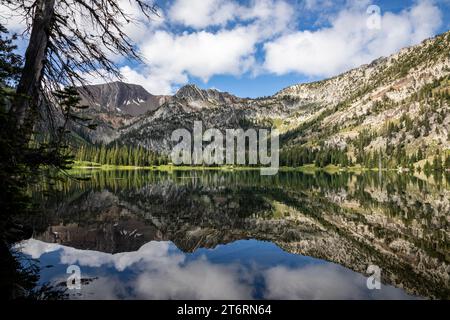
[17,170,450,299]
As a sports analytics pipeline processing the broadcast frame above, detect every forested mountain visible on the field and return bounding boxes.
[73,30,450,169]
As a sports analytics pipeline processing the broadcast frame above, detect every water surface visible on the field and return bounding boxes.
[17,170,450,299]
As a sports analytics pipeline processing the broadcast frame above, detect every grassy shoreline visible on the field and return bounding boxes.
[70,161,400,174]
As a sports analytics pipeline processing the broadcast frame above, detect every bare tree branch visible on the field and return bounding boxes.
[1,0,158,133]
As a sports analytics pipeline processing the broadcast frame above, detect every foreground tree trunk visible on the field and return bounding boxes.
[11,0,55,129]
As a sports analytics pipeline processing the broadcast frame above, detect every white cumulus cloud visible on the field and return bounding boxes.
[168,0,293,31]
[263,0,443,77]
[168,0,239,28]
[1,0,446,95]
[136,27,258,92]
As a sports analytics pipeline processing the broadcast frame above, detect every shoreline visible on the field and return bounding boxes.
[69,162,404,174]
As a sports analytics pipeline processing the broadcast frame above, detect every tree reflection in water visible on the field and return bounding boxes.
[7,170,450,299]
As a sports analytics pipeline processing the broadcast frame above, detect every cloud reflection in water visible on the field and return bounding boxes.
[17,239,417,300]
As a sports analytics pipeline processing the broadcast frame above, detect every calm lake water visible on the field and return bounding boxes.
[16,170,450,299]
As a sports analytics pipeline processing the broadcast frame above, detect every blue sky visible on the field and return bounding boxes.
[2,0,450,97]
[145,0,450,97]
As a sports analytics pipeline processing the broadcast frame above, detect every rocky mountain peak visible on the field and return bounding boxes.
[77,81,170,116]
[174,84,240,106]
[174,84,206,101]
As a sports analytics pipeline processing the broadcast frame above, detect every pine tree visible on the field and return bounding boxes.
[433,154,443,172]
[444,155,450,169]
[424,161,432,175]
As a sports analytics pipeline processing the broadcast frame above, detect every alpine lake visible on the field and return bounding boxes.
[15,168,450,300]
